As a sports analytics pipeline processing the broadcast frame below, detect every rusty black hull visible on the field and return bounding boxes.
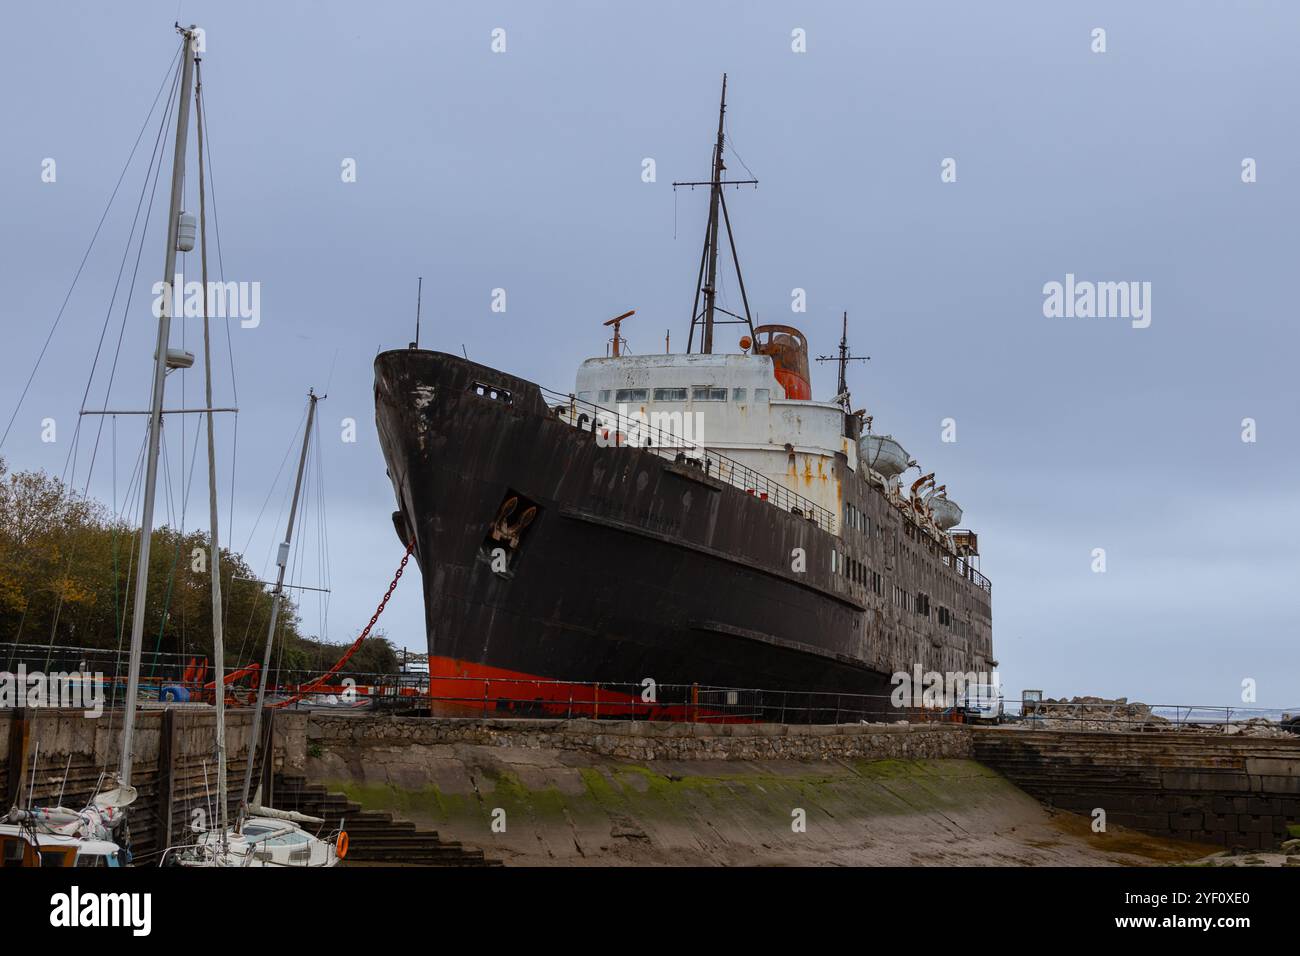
[374,349,896,720]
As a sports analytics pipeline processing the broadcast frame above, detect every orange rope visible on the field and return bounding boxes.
[270,540,415,709]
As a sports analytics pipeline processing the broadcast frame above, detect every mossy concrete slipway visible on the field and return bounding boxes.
[307,725,1214,866]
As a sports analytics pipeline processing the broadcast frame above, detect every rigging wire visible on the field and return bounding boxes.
[0,44,182,452]
[43,45,184,655]
[193,78,240,550]
[723,118,758,182]
[94,426,148,771]
[77,55,184,489]
[313,410,331,642]
[230,409,308,667]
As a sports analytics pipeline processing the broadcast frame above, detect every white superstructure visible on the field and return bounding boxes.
[574,352,855,525]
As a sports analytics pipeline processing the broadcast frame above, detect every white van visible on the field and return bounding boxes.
[959,683,1004,724]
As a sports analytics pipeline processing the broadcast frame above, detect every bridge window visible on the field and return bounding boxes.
[653,387,687,401]
[598,390,611,403]
[692,386,727,402]
[615,388,647,403]
[577,391,592,401]
[754,388,770,402]
[732,387,747,402]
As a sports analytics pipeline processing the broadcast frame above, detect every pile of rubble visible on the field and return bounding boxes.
[1022,697,1300,736]
[1213,716,1297,739]
[1022,696,1170,732]
[1199,838,1300,867]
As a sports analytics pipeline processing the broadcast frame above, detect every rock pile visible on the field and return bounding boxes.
[1216,716,1296,739]
[1021,697,1299,736]
[1022,696,1169,732]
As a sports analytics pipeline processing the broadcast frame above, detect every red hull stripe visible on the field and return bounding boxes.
[424,655,742,722]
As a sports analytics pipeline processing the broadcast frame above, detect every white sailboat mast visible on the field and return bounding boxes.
[118,24,197,790]
[194,52,229,846]
[238,390,320,820]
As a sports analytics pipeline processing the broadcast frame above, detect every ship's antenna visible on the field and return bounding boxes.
[409,276,423,349]
[674,73,758,354]
[815,312,869,411]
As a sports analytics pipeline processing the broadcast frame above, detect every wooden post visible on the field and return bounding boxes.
[5,708,31,809]
[155,708,177,852]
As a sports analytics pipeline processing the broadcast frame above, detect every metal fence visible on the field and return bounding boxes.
[3,643,1295,734]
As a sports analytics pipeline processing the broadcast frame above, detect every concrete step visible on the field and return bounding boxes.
[272,774,497,866]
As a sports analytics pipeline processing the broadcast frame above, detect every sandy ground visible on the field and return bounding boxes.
[309,743,1217,866]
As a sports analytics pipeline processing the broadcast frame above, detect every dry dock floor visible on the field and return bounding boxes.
[308,745,1214,866]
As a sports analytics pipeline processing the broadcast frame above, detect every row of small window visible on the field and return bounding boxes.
[890,586,958,627]
[833,541,967,627]
[832,550,883,595]
[844,501,870,535]
[893,587,929,616]
[579,386,771,405]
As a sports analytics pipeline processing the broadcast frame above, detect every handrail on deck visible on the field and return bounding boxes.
[540,387,836,534]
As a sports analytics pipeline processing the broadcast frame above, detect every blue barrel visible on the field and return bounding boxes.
[159,685,190,703]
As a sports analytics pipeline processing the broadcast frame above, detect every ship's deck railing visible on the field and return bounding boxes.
[941,553,992,595]
[539,387,836,534]
[9,645,1293,733]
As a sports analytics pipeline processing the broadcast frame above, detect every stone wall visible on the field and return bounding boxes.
[972,728,1300,850]
[6,708,1297,857]
[305,714,974,762]
[1,707,304,861]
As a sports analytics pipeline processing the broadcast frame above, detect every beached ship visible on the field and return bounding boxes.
[374,78,994,720]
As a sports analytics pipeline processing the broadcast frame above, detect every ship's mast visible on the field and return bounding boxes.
[194,51,229,850]
[815,311,869,412]
[676,74,758,354]
[118,25,197,792]
[700,76,726,354]
[835,312,849,400]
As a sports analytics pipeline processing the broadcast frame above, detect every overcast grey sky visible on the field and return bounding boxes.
[2,1,1297,708]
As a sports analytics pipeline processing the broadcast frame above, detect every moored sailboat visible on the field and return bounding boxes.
[0,23,207,867]
[165,391,345,867]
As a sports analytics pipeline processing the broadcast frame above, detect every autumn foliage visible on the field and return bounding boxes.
[0,457,398,676]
